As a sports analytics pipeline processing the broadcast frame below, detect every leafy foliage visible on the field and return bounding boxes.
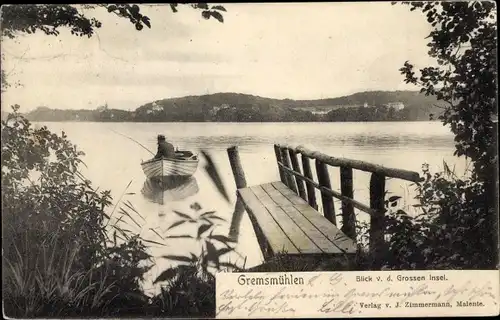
[2,106,153,317]
[0,4,226,39]
[397,1,497,182]
[374,162,496,269]
[155,203,240,284]
[149,264,216,318]
[388,1,498,269]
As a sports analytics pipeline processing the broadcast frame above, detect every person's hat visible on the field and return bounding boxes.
[157,134,166,140]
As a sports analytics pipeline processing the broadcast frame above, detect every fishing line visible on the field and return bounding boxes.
[109,129,155,156]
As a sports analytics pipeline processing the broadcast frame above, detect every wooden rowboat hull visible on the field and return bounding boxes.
[141,153,198,178]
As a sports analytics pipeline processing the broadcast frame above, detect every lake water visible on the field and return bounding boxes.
[36,121,465,294]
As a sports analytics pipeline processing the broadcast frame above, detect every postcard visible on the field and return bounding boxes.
[1,2,498,319]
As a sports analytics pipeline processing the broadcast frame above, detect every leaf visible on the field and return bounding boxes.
[388,196,402,202]
[142,16,151,29]
[205,240,219,268]
[194,3,209,9]
[107,4,117,12]
[201,10,211,20]
[165,235,193,239]
[207,215,226,222]
[216,247,233,256]
[149,228,164,240]
[165,234,194,239]
[173,210,193,220]
[200,210,216,217]
[201,217,214,225]
[136,250,153,260]
[209,11,224,23]
[166,220,188,231]
[142,239,168,247]
[161,255,195,263]
[190,252,198,262]
[124,200,145,220]
[201,150,230,202]
[197,224,212,239]
[153,267,179,284]
[131,4,140,14]
[211,5,226,12]
[118,207,142,229]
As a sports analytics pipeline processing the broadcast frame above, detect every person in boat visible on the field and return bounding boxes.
[155,134,176,159]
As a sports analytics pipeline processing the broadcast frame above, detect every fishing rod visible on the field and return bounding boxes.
[109,129,155,156]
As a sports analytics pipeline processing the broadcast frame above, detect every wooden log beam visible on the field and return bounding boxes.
[315,159,336,225]
[227,146,247,189]
[340,166,356,240]
[276,144,420,182]
[369,172,386,267]
[288,148,307,201]
[278,163,377,215]
[300,154,318,210]
[280,146,298,193]
[273,144,287,184]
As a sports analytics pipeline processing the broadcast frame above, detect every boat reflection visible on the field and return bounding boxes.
[141,176,199,205]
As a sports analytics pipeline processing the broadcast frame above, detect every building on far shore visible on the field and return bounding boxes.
[385,102,405,110]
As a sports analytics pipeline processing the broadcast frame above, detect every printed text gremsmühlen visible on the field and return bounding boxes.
[238,274,304,286]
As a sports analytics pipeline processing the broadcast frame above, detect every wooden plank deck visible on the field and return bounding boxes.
[238,181,357,258]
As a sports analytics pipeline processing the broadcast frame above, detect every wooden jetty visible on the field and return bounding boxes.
[227,144,421,268]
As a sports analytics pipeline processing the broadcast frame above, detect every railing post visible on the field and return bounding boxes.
[273,144,287,184]
[301,155,318,210]
[227,146,247,189]
[369,172,386,266]
[315,159,336,225]
[288,148,307,201]
[280,147,298,193]
[340,167,356,240]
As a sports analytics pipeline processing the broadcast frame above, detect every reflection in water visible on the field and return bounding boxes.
[228,197,246,242]
[141,176,199,205]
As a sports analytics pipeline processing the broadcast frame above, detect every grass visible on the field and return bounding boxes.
[3,231,117,317]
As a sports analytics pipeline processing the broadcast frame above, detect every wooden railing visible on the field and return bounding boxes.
[274,144,421,262]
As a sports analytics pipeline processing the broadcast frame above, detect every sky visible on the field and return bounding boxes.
[1,2,436,112]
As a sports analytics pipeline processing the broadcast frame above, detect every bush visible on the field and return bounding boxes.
[2,105,152,317]
[357,162,497,270]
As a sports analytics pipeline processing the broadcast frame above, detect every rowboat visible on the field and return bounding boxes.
[141,151,199,179]
[141,176,199,204]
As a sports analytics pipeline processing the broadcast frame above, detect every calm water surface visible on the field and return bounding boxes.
[37,121,465,293]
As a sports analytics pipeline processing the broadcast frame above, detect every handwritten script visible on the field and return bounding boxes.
[216,270,499,318]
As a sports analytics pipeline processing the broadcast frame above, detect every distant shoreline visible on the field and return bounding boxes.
[9,90,445,123]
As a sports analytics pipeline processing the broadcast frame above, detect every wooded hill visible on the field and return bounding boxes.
[24,90,444,122]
